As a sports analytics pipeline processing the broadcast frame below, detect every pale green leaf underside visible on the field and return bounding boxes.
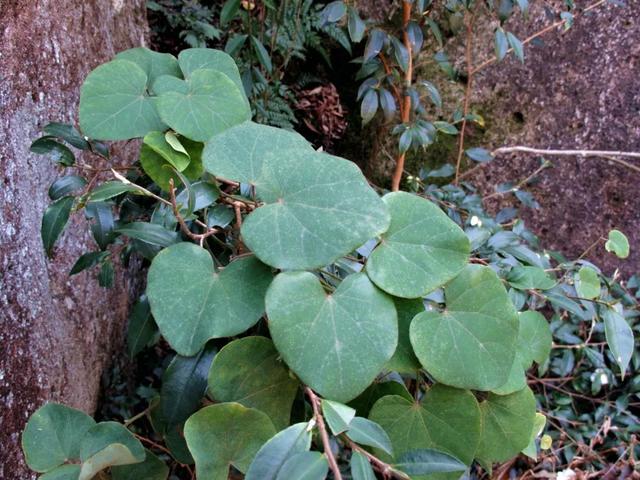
[140,137,204,192]
[115,47,181,90]
[79,59,166,140]
[203,121,312,184]
[242,149,390,270]
[155,69,250,142]
[322,399,356,436]
[146,243,273,356]
[143,131,191,172]
[208,336,299,429]
[79,422,146,480]
[276,452,328,480]
[185,403,276,480]
[368,385,481,480]
[476,387,536,464]
[266,272,398,402]
[410,265,519,391]
[367,191,470,298]
[603,308,634,376]
[22,403,96,472]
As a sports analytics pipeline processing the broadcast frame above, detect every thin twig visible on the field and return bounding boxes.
[470,0,608,74]
[304,387,343,480]
[454,7,477,185]
[168,178,219,243]
[482,159,551,200]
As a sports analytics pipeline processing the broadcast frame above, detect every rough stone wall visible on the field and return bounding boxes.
[470,1,640,276]
[0,1,148,477]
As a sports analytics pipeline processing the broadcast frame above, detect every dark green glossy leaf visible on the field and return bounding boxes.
[85,201,115,250]
[364,29,386,61]
[70,251,110,275]
[127,296,158,357]
[251,36,273,73]
[360,89,378,124]
[49,175,87,200]
[161,345,217,428]
[465,147,494,163]
[42,196,74,256]
[88,181,139,202]
[31,137,75,166]
[348,6,366,43]
[602,307,634,376]
[43,122,89,149]
[115,222,178,247]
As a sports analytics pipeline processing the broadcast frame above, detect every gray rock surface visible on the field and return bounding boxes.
[0,1,148,476]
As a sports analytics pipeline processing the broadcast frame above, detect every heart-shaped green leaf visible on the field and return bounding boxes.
[366,192,470,298]
[576,266,600,299]
[266,272,397,402]
[386,298,424,373]
[140,137,204,192]
[203,121,312,184]
[368,385,481,480]
[349,380,412,418]
[184,403,276,480]
[242,149,390,270]
[147,243,273,356]
[475,387,536,464]
[605,229,629,258]
[208,336,299,429]
[245,422,312,480]
[22,403,96,472]
[143,131,191,172]
[40,465,81,480]
[79,422,146,480]
[156,69,250,141]
[79,59,166,140]
[178,48,245,93]
[492,311,552,395]
[410,265,519,391]
[116,47,181,90]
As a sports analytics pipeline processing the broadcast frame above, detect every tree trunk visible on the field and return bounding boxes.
[0,1,148,477]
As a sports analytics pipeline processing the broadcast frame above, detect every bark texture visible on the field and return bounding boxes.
[0,1,148,477]
[470,1,640,276]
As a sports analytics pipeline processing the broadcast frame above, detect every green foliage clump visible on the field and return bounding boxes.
[26,43,636,480]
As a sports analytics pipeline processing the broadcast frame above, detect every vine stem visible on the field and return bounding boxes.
[454,7,477,185]
[390,0,414,192]
[304,387,343,480]
[345,438,410,480]
[168,178,219,243]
